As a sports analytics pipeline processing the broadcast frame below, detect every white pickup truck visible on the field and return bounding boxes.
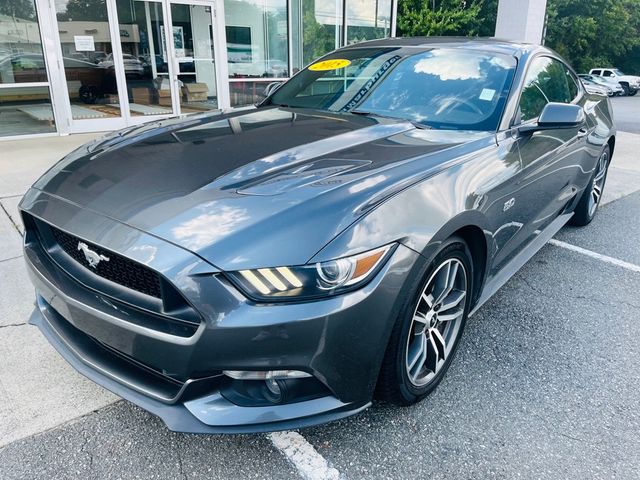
[589,68,640,96]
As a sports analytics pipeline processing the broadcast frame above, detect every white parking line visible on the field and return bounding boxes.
[548,238,640,273]
[268,431,341,480]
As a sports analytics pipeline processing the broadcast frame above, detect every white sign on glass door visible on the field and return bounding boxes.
[74,35,95,51]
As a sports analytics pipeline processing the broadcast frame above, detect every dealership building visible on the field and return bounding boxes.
[0,0,396,139]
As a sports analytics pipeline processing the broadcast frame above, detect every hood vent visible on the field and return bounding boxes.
[236,159,371,196]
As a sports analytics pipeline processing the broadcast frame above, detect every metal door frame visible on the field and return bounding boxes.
[39,0,229,135]
[164,0,230,113]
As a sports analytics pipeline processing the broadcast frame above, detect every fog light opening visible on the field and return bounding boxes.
[220,371,330,407]
[263,377,286,404]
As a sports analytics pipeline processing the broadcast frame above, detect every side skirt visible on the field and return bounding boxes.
[469,212,573,317]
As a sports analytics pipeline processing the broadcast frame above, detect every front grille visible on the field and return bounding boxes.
[50,226,162,299]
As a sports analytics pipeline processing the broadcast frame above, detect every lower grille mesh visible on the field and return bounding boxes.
[50,226,162,299]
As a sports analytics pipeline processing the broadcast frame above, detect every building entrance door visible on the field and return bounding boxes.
[166,0,230,114]
[48,0,229,134]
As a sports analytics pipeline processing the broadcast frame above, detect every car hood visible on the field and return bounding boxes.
[33,106,492,270]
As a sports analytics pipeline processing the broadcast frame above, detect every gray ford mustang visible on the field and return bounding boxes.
[21,37,615,433]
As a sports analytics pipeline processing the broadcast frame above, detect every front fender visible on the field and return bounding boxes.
[309,140,507,266]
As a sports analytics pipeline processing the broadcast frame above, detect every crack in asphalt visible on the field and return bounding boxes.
[0,323,26,329]
[529,413,596,447]
[78,432,95,480]
[176,446,188,480]
[0,201,22,237]
[0,255,23,263]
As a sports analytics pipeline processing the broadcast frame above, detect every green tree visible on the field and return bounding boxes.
[397,0,482,37]
[474,0,498,37]
[544,0,640,73]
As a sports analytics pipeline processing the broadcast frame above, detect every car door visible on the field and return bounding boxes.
[490,56,590,274]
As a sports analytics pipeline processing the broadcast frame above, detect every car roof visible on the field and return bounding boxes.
[340,36,544,58]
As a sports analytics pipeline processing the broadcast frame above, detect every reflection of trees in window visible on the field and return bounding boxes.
[519,57,572,122]
[265,6,288,66]
[539,60,571,103]
[0,0,37,22]
[519,82,548,122]
[56,0,108,21]
[302,0,339,66]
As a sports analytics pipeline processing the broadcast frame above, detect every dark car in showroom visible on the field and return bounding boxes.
[20,37,615,433]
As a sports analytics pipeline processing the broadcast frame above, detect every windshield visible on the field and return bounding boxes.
[268,47,517,131]
[613,69,625,76]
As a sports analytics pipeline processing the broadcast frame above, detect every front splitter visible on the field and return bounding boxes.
[29,305,371,434]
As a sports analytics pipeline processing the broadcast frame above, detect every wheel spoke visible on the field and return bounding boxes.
[437,308,465,322]
[592,183,602,205]
[431,328,447,359]
[440,289,466,312]
[434,261,457,305]
[407,334,427,380]
[412,313,428,325]
[425,332,440,373]
[412,313,428,336]
[421,292,434,309]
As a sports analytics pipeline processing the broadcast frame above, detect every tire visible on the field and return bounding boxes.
[620,83,630,96]
[79,85,98,104]
[629,89,637,96]
[569,145,610,227]
[376,237,473,406]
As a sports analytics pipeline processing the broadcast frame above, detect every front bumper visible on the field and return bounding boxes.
[28,299,372,433]
[22,193,422,433]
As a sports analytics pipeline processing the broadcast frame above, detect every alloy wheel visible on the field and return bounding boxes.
[405,258,468,387]
[588,150,608,217]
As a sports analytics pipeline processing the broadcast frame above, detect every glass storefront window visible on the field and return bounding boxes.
[170,3,219,113]
[1,0,56,136]
[0,86,56,137]
[115,0,173,116]
[0,0,46,84]
[225,0,288,106]
[55,0,121,119]
[345,0,391,44]
[291,0,342,72]
[2,0,396,137]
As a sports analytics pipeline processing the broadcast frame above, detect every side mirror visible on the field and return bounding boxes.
[518,102,585,135]
[264,81,283,97]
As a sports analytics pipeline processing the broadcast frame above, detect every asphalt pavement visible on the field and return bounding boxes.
[610,94,640,134]
[0,98,639,479]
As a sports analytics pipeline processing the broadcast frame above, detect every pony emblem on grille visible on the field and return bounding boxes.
[77,242,110,268]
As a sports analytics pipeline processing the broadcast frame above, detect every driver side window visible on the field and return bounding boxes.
[518,57,573,122]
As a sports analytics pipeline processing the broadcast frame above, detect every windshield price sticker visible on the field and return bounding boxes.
[479,88,496,101]
[309,59,352,71]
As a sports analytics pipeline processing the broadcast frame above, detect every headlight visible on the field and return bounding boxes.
[228,244,395,301]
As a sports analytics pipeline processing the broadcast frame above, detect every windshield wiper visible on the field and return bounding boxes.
[349,110,432,130]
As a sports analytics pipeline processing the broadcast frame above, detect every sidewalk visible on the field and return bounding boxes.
[0,132,116,448]
[1,129,639,448]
